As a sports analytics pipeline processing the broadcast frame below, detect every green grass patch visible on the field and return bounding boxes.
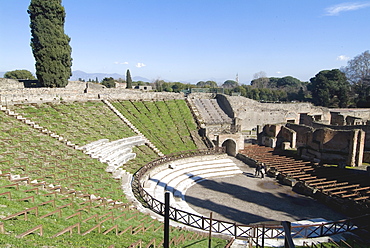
[0,103,226,247]
[112,100,200,155]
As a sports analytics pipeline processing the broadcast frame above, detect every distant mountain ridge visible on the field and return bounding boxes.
[71,70,150,82]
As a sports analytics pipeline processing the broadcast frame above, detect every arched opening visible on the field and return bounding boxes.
[222,139,237,156]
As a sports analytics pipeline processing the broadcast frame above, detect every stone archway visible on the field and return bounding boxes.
[221,139,237,156]
[216,133,244,156]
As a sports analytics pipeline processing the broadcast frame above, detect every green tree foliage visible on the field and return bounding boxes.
[133,81,149,86]
[342,50,370,107]
[222,80,238,88]
[250,77,269,88]
[4,70,36,80]
[153,79,191,92]
[196,80,217,88]
[308,69,349,108]
[101,77,116,88]
[249,75,307,102]
[276,76,302,87]
[28,0,72,87]
[126,69,132,89]
[251,76,304,89]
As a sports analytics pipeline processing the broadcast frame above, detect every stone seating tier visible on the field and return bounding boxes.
[192,98,232,125]
[110,151,137,166]
[143,157,242,213]
[79,136,145,174]
[84,136,143,154]
[105,153,137,172]
[101,147,132,163]
[77,139,109,151]
[84,137,144,159]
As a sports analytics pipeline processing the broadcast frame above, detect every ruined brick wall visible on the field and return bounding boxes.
[330,109,370,123]
[261,122,364,166]
[279,126,296,148]
[220,94,331,131]
[301,127,364,166]
[263,124,283,137]
[311,128,352,152]
[312,122,370,151]
[331,112,345,125]
[286,123,314,148]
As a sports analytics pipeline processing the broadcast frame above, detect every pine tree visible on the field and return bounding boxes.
[28,0,72,87]
[126,69,132,89]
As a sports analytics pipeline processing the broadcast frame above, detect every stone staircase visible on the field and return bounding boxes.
[103,99,164,157]
[143,155,243,213]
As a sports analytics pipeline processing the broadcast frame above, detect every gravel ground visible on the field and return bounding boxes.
[185,157,347,225]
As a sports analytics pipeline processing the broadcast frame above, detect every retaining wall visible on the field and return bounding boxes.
[0,79,184,105]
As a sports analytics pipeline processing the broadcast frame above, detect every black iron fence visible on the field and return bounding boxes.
[131,148,368,241]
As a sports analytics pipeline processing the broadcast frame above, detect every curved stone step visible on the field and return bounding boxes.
[145,158,242,211]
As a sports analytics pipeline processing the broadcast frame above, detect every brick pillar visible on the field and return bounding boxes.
[347,129,359,166]
[355,129,365,167]
[291,131,297,149]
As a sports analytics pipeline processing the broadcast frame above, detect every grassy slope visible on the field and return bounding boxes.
[111,100,199,155]
[1,102,227,247]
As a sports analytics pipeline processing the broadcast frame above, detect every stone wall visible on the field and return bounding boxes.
[0,79,184,105]
[260,122,365,166]
[286,124,314,147]
[279,126,296,149]
[220,95,331,131]
[311,122,370,151]
[330,109,370,125]
[215,94,235,118]
[0,78,25,90]
[216,133,244,156]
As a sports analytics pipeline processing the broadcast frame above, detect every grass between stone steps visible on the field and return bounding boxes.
[1,103,228,247]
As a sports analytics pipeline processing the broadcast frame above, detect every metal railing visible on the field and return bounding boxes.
[131,148,368,241]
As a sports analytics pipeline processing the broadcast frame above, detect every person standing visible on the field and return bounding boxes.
[255,163,261,177]
[260,163,265,179]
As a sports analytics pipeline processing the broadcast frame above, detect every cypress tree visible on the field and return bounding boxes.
[126,69,132,89]
[28,0,72,87]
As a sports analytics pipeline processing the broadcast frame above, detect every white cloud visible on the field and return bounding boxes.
[114,61,129,65]
[276,71,282,74]
[337,55,350,61]
[325,2,370,16]
[136,63,146,68]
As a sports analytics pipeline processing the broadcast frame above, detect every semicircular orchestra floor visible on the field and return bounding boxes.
[185,157,346,225]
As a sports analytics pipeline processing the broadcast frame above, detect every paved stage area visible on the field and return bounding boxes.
[185,157,346,225]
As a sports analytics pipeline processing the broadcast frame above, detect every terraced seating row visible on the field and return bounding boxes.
[192,98,232,125]
[103,99,164,157]
[10,101,136,146]
[0,104,226,246]
[111,100,201,155]
[77,136,146,174]
[0,177,214,247]
[143,155,243,213]
[241,145,370,204]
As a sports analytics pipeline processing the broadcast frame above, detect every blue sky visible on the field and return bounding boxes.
[0,1,369,84]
